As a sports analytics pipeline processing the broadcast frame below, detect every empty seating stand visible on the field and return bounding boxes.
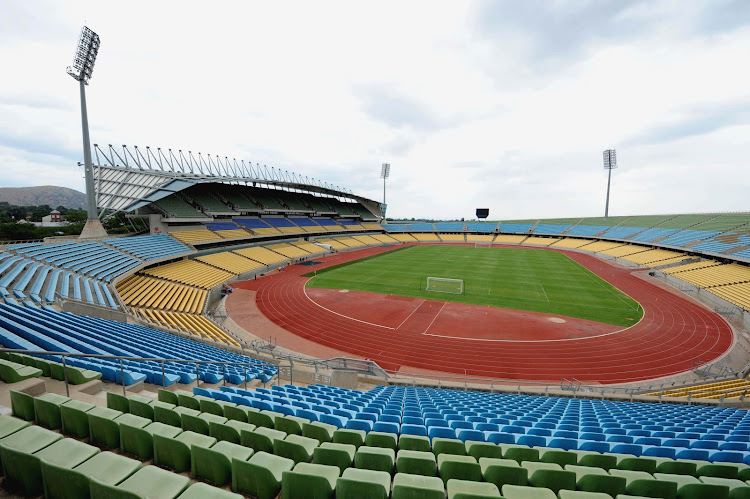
[0,302,276,387]
[12,241,142,282]
[104,234,192,261]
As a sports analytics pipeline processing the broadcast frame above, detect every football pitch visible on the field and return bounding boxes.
[306,245,642,326]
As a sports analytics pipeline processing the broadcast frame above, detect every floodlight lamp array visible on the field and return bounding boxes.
[66,26,100,84]
[603,149,617,170]
[380,163,391,179]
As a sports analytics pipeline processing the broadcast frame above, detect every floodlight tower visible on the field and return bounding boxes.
[602,149,617,218]
[380,163,390,223]
[67,26,107,238]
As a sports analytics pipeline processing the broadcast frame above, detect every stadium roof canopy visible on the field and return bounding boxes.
[91,144,376,217]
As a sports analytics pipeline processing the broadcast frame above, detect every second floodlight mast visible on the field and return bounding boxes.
[380,163,390,223]
[603,149,617,218]
[67,26,108,238]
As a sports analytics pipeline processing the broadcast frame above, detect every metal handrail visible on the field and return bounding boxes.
[0,347,278,398]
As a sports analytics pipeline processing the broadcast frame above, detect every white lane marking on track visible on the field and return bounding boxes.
[303,284,394,329]
[396,299,427,330]
[423,301,447,334]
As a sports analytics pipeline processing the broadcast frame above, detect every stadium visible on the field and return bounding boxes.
[3,6,750,499]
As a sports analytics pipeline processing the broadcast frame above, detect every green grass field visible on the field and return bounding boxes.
[306,245,642,326]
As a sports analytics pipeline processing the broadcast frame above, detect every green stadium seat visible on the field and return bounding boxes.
[447,478,502,499]
[64,365,101,385]
[400,434,432,452]
[699,477,750,498]
[655,472,729,499]
[523,461,576,494]
[182,411,227,435]
[248,409,280,429]
[480,457,529,489]
[106,391,130,413]
[313,442,356,472]
[439,454,482,484]
[574,451,616,470]
[366,430,399,450]
[41,450,141,499]
[275,415,309,435]
[33,392,71,430]
[617,456,659,474]
[282,461,340,498]
[433,437,468,457]
[355,445,396,473]
[224,404,252,423]
[90,464,190,498]
[657,460,697,476]
[558,491,614,499]
[158,388,179,405]
[49,360,68,381]
[3,437,98,496]
[177,391,201,411]
[9,390,34,421]
[178,482,243,499]
[154,430,216,473]
[397,449,438,476]
[88,406,124,448]
[0,358,42,383]
[467,441,504,461]
[192,439,253,486]
[243,426,286,454]
[565,464,626,497]
[232,451,294,499]
[336,467,391,499]
[392,472,446,499]
[502,444,539,463]
[502,484,557,498]
[303,421,337,443]
[209,419,255,444]
[538,448,577,467]
[33,357,53,377]
[0,414,29,440]
[60,399,95,438]
[333,428,366,448]
[121,419,178,460]
[128,394,155,420]
[274,433,320,463]
[609,469,677,499]
[697,463,740,479]
[154,404,189,427]
[199,397,234,417]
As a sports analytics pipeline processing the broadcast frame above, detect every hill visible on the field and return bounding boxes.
[0,186,87,209]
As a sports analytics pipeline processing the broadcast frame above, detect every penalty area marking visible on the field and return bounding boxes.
[539,283,550,302]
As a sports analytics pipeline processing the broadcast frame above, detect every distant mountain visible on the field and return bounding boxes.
[0,186,87,209]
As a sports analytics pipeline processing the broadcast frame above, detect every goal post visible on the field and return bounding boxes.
[474,242,492,248]
[425,277,464,294]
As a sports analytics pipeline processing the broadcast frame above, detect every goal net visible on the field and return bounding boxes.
[474,242,492,248]
[426,277,464,294]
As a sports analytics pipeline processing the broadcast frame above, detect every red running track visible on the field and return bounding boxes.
[235,244,734,384]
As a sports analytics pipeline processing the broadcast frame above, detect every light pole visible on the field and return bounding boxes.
[380,163,390,223]
[67,26,107,238]
[602,149,617,218]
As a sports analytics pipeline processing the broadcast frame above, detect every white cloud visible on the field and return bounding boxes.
[0,0,748,220]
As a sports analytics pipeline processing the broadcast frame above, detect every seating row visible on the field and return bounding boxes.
[0,302,275,386]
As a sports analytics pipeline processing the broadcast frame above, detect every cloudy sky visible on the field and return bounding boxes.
[1,0,748,220]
